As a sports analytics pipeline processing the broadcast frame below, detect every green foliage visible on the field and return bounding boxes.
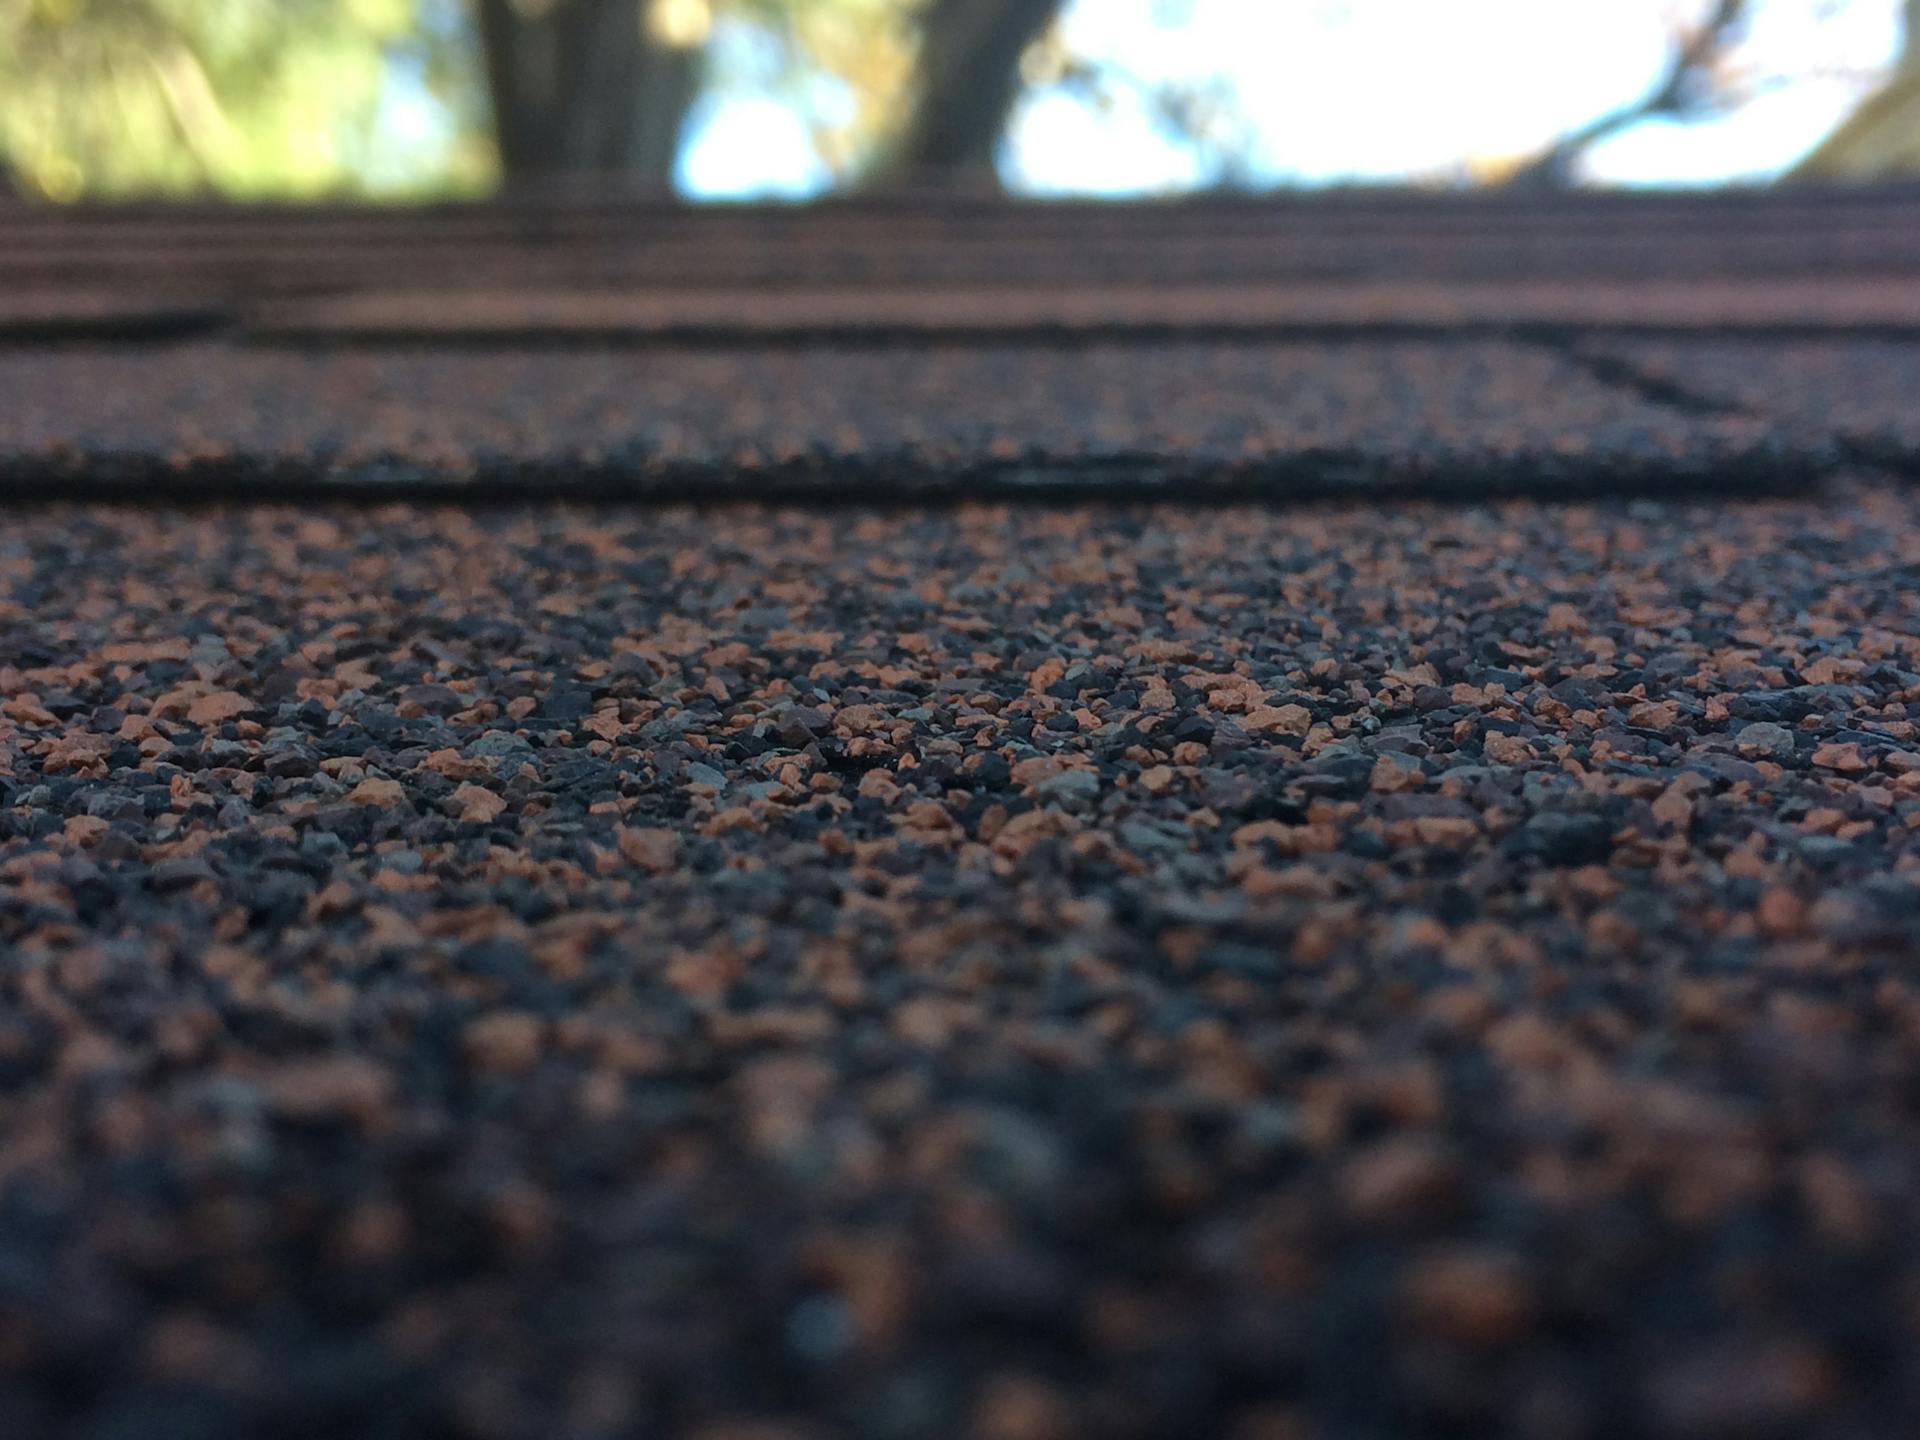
[0,0,492,197]
[0,0,1065,199]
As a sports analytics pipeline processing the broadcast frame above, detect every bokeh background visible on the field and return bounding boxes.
[3,0,1919,201]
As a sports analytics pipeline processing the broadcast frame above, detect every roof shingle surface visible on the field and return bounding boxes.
[0,340,1793,497]
[2,191,1920,1440]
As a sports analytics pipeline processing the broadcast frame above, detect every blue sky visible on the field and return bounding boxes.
[678,0,1906,197]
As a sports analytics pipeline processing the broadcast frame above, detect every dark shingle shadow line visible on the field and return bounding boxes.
[0,448,1826,509]
[22,318,1920,352]
[1832,434,1920,486]
[0,310,235,347]
[235,319,1920,350]
[1536,340,1756,419]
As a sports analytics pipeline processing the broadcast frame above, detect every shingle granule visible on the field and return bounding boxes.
[2,483,1918,1437]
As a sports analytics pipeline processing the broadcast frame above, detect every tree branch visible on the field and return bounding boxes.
[1507,0,1747,190]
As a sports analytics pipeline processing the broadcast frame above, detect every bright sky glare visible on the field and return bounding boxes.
[680,0,1905,198]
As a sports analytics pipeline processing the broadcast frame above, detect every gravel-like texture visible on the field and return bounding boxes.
[4,483,1920,1439]
[0,341,1795,496]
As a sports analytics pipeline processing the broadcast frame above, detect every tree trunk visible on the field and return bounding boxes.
[1791,0,1920,181]
[476,0,701,189]
[877,0,1064,190]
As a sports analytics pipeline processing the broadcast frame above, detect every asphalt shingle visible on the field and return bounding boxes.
[1588,336,1920,468]
[4,487,1920,1438]
[4,189,1920,1440]
[0,340,1799,497]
